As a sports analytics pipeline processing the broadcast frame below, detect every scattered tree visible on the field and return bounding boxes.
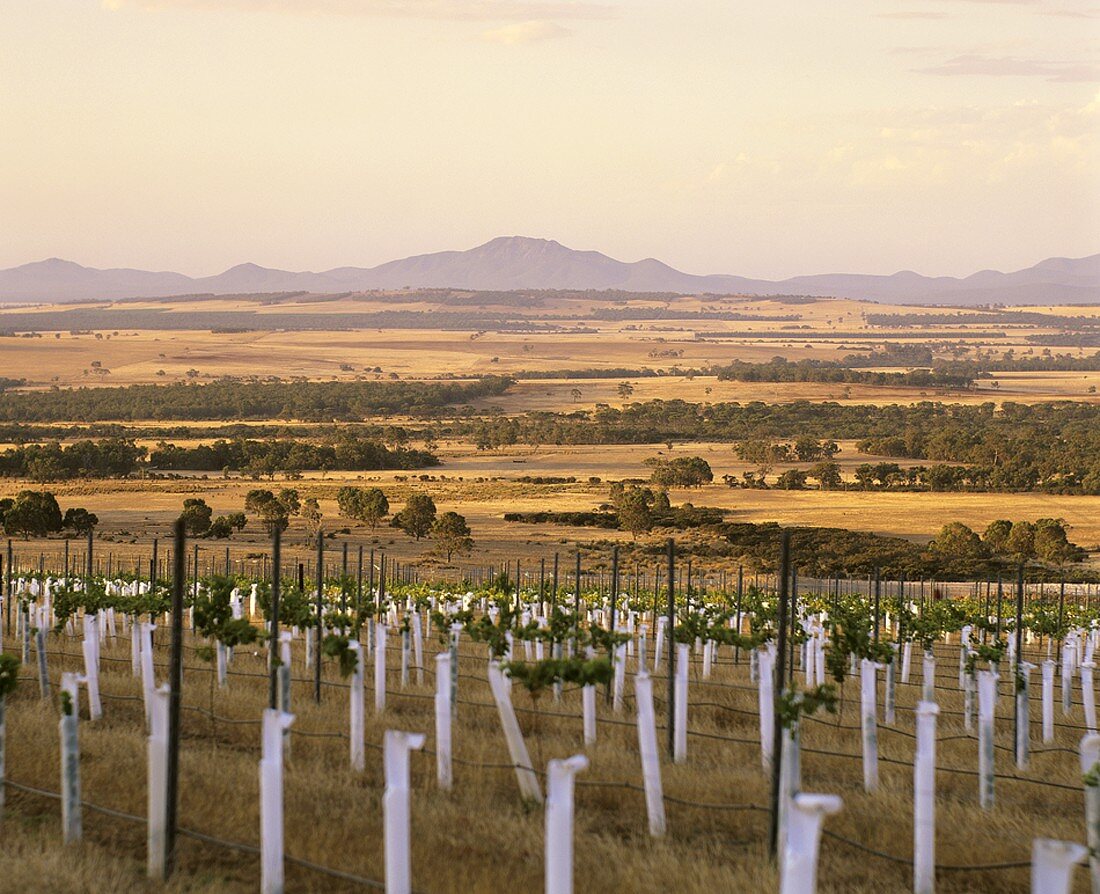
[392,494,437,540]
[433,511,473,561]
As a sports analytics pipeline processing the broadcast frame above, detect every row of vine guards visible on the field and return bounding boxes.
[9,518,1100,893]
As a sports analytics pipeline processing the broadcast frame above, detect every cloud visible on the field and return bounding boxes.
[915,54,1100,82]
[1042,6,1100,17]
[875,11,949,19]
[683,93,1099,204]
[480,19,570,42]
[100,0,611,20]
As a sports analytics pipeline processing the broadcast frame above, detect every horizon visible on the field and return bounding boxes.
[2,2,1098,280]
[5,234,1099,282]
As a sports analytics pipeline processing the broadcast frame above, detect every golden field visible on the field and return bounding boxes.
[0,624,1089,893]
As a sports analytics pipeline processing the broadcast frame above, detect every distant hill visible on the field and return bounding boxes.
[1,237,1096,305]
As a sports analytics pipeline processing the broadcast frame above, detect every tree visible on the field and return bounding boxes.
[929,522,986,571]
[570,388,583,403]
[301,498,323,537]
[27,455,65,483]
[776,469,808,490]
[646,456,713,487]
[1033,518,1080,566]
[337,486,389,530]
[617,382,635,399]
[207,516,233,539]
[277,488,300,516]
[61,506,98,535]
[3,490,63,538]
[612,484,654,539]
[244,488,300,535]
[180,498,213,536]
[808,461,842,490]
[983,519,1013,554]
[432,511,473,561]
[393,494,436,540]
[1006,521,1036,563]
[793,437,825,462]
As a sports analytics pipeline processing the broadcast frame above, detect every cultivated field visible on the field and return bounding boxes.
[1,595,1091,893]
[1,290,1099,894]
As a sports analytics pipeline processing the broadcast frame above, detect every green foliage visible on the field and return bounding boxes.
[0,438,145,480]
[180,497,213,536]
[392,494,437,541]
[0,652,20,699]
[645,455,713,487]
[430,608,474,645]
[587,625,631,652]
[2,490,63,537]
[192,576,261,648]
[503,657,613,701]
[777,684,838,728]
[432,511,473,561]
[465,604,521,659]
[322,633,360,678]
[966,639,1006,674]
[0,377,514,423]
[825,599,894,685]
[337,486,390,528]
[62,506,98,534]
[244,488,300,535]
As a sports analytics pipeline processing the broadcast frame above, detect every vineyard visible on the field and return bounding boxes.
[0,529,1096,893]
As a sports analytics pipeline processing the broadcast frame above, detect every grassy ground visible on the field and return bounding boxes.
[0,293,1093,389]
[6,456,1099,573]
[0,623,1091,892]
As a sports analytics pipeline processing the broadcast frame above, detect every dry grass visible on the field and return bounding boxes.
[0,624,1091,893]
[0,293,1094,391]
[4,453,1100,574]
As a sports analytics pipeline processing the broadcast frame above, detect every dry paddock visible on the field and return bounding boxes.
[0,626,1092,893]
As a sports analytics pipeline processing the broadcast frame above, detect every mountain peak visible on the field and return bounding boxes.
[29,257,87,271]
[474,235,570,256]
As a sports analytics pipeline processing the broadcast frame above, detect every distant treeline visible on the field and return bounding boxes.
[0,309,559,333]
[516,368,675,380]
[503,505,725,530]
[867,311,1099,329]
[0,377,513,422]
[454,398,1098,445]
[456,399,1100,493]
[714,358,974,388]
[148,437,437,473]
[586,309,799,322]
[694,330,1008,341]
[1027,334,1100,348]
[0,439,147,480]
[0,434,437,479]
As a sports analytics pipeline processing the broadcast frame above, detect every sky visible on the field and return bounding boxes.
[0,0,1097,279]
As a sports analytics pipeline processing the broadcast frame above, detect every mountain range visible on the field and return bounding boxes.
[1,237,1097,306]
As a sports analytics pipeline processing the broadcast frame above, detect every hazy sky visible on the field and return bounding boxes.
[1,0,1097,278]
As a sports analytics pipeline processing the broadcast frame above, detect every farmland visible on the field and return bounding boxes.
[1,290,1099,893]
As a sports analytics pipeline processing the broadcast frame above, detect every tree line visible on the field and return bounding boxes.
[454,399,1100,494]
[714,358,974,389]
[0,435,438,481]
[0,376,513,422]
[149,437,437,475]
